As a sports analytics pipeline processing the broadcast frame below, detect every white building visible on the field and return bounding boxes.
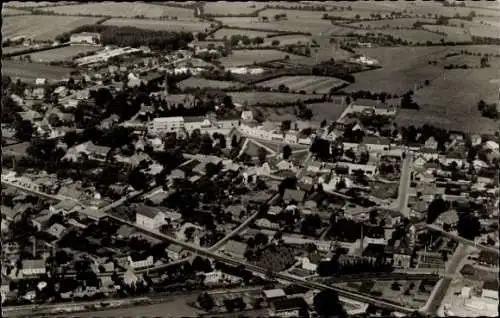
[21,259,46,276]
[135,206,166,230]
[148,116,185,135]
[70,32,101,45]
[202,270,242,285]
[118,255,154,270]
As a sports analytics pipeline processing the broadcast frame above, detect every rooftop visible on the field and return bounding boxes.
[136,204,163,219]
[271,297,308,312]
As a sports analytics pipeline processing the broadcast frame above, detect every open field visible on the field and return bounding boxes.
[448,18,500,39]
[263,34,312,46]
[2,15,101,42]
[203,1,266,16]
[228,92,320,106]
[413,67,500,115]
[4,1,73,8]
[256,75,347,94]
[421,25,473,42]
[219,49,305,67]
[349,28,446,44]
[39,2,194,18]
[19,45,100,63]
[102,18,211,33]
[212,28,278,40]
[450,44,500,55]
[216,16,332,35]
[444,54,500,69]
[346,18,436,29]
[2,60,75,83]
[178,77,243,90]
[344,46,449,94]
[2,7,31,15]
[306,101,348,121]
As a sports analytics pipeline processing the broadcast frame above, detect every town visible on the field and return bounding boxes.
[2,1,499,318]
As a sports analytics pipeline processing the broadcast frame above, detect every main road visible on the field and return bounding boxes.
[422,243,469,315]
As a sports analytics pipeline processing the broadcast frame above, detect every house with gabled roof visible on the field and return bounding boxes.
[135,204,166,230]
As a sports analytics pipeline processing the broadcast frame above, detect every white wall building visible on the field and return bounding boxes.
[70,32,101,45]
[148,116,185,135]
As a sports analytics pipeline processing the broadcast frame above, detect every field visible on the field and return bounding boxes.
[212,28,277,40]
[349,28,446,44]
[421,25,473,42]
[39,2,194,18]
[344,46,449,94]
[228,92,320,106]
[2,7,31,15]
[219,49,305,67]
[2,60,75,83]
[178,77,243,90]
[203,1,266,16]
[2,15,101,42]
[20,46,100,63]
[256,75,347,94]
[306,101,348,121]
[216,16,332,35]
[102,18,211,33]
[346,18,436,29]
[4,1,70,7]
[448,19,500,39]
[263,34,312,46]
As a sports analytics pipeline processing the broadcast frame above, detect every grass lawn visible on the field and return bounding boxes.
[306,102,348,121]
[257,75,347,94]
[178,77,243,90]
[228,91,320,105]
[203,1,266,16]
[220,49,305,67]
[212,28,278,40]
[2,15,102,41]
[39,2,194,18]
[20,45,100,63]
[102,18,211,33]
[2,60,75,83]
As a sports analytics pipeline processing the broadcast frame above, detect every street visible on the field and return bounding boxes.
[423,243,469,315]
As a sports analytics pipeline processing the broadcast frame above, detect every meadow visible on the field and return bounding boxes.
[344,46,450,94]
[219,49,303,67]
[256,75,347,94]
[421,25,473,42]
[228,92,320,106]
[178,77,243,90]
[2,7,31,15]
[203,1,266,16]
[4,1,69,8]
[216,16,332,34]
[2,15,101,42]
[262,34,312,46]
[20,46,100,63]
[39,2,194,18]
[2,60,75,83]
[346,18,436,29]
[102,18,211,33]
[212,28,277,40]
[350,28,446,44]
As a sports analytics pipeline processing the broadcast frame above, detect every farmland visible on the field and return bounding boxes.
[39,2,194,18]
[4,1,70,8]
[216,16,332,34]
[262,34,312,46]
[447,19,500,39]
[203,1,266,16]
[2,15,101,42]
[344,46,450,94]
[347,28,446,44]
[19,46,100,63]
[421,25,473,43]
[256,75,347,94]
[219,49,304,67]
[212,28,277,40]
[102,18,211,33]
[178,77,243,90]
[346,18,436,29]
[306,101,349,121]
[2,60,75,83]
[228,92,320,106]
[2,7,31,15]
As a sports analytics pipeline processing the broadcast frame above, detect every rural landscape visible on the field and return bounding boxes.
[1,1,499,318]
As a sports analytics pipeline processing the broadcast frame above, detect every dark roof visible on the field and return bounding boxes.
[352,99,388,108]
[271,297,308,312]
[136,204,163,219]
[483,280,499,291]
[363,243,387,258]
[183,116,206,123]
[478,250,499,266]
[283,189,306,203]
[363,136,390,146]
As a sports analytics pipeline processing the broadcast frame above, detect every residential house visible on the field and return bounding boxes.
[135,204,166,230]
[202,270,243,285]
[300,252,323,272]
[21,259,46,276]
[263,289,287,301]
[32,214,51,231]
[148,116,185,135]
[64,141,111,162]
[284,130,299,144]
[241,110,253,121]
[436,210,459,228]
[413,155,427,167]
[482,281,499,300]
[100,114,120,129]
[363,136,391,152]
[477,250,498,268]
[183,116,212,132]
[283,189,306,204]
[307,161,323,174]
[50,200,81,215]
[424,137,438,151]
[35,78,47,86]
[269,297,308,318]
[223,240,247,259]
[337,162,377,175]
[115,225,135,239]
[123,268,139,286]
[255,218,280,230]
[471,134,482,147]
[45,223,68,240]
[166,244,184,261]
[70,32,101,45]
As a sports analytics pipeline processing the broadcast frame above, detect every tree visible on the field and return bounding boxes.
[320,119,327,128]
[14,119,34,142]
[258,147,267,164]
[231,135,239,148]
[271,39,280,46]
[426,196,447,224]
[198,292,215,311]
[301,214,322,236]
[128,168,149,191]
[205,162,221,177]
[457,213,480,240]
[481,104,498,120]
[313,290,347,318]
[391,282,401,291]
[254,233,269,247]
[281,120,291,131]
[477,100,486,112]
[222,95,234,109]
[283,145,292,160]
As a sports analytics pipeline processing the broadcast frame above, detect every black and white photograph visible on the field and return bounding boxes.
[1,0,499,317]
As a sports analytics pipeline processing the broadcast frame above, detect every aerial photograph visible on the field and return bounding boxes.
[1,0,499,317]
